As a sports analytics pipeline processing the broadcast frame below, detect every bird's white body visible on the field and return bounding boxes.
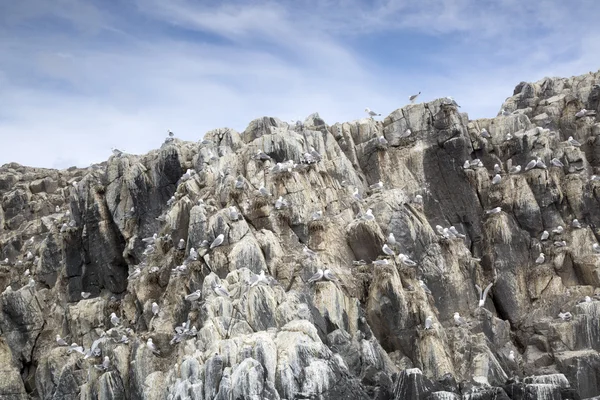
[535,253,545,264]
[210,234,225,249]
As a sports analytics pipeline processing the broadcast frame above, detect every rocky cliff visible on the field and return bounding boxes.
[2,70,600,400]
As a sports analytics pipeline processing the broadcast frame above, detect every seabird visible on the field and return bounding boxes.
[303,246,318,258]
[424,316,433,330]
[55,205,60,213]
[151,302,159,316]
[387,233,396,246]
[584,296,592,303]
[177,239,186,250]
[323,269,338,281]
[536,157,547,169]
[453,312,466,326]
[353,260,367,266]
[508,351,515,362]
[552,226,564,234]
[491,174,501,185]
[275,196,288,209]
[365,108,381,117]
[258,186,271,197]
[382,244,395,256]
[575,109,587,118]
[463,160,471,169]
[255,150,272,161]
[525,159,537,171]
[505,133,513,141]
[312,210,323,221]
[413,194,423,204]
[398,254,416,266]
[309,146,322,162]
[234,176,245,190]
[210,234,225,249]
[81,292,91,299]
[94,356,111,371]
[168,130,174,137]
[373,259,390,266]
[541,231,549,241]
[147,338,160,355]
[369,181,383,191]
[68,343,85,355]
[501,108,511,116]
[185,290,202,301]
[418,280,431,294]
[250,270,271,287]
[558,311,572,321]
[554,240,567,247]
[486,207,502,215]
[110,312,120,326]
[362,209,375,221]
[213,283,230,298]
[142,234,158,245]
[535,253,545,264]
[571,219,582,229]
[551,158,564,167]
[378,136,388,146]
[592,243,600,253]
[404,128,412,136]
[494,164,501,174]
[229,206,240,221]
[449,226,465,238]
[56,334,68,346]
[475,283,493,307]
[567,136,581,147]
[445,97,460,107]
[308,269,324,283]
[509,165,521,174]
[352,188,362,201]
[409,92,421,103]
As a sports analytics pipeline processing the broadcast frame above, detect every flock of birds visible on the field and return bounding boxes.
[2,91,599,382]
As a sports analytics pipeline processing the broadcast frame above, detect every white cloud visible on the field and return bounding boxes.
[1,0,599,168]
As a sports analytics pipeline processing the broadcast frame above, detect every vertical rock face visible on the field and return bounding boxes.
[1,70,600,399]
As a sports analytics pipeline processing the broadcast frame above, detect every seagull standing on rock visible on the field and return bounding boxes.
[210,234,224,249]
[424,316,433,329]
[409,92,421,103]
[213,283,230,298]
[110,313,120,326]
[56,334,68,346]
[454,312,466,326]
[308,269,324,283]
[535,253,545,264]
[151,302,159,317]
[147,338,160,355]
[365,108,381,117]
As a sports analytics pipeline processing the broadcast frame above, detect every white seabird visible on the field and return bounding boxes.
[481,129,491,139]
[424,316,433,330]
[312,210,323,221]
[234,176,245,190]
[453,312,466,326]
[213,283,230,298]
[210,234,225,249]
[463,160,471,169]
[567,136,581,147]
[68,343,85,355]
[552,226,564,234]
[373,259,390,266]
[541,231,549,241]
[229,206,240,221]
[275,196,288,209]
[378,136,388,146]
[494,164,501,174]
[369,181,384,191]
[362,209,375,221]
[575,109,587,118]
[558,311,573,321]
[536,157,547,169]
[177,239,186,250]
[535,253,545,264]
[571,219,582,229]
[185,290,202,301]
[382,244,395,256]
[387,233,396,246]
[94,356,111,371]
[323,269,338,281]
[524,159,537,171]
[409,92,421,103]
[352,188,363,201]
[56,334,68,346]
[258,186,271,196]
[81,291,91,299]
[418,280,431,294]
[475,283,493,307]
[110,313,120,326]
[151,302,159,316]
[508,351,515,362]
[308,269,324,283]
[509,165,521,174]
[449,226,465,238]
[592,243,600,253]
[255,150,271,161]
[303,246,318,258]
[398,254,416,266]
[365,108,381,117]
[147,338,160,355]
[551,158,564,167]
[491,174,501,185]
[250,270,271,287]
[486,207,502,215]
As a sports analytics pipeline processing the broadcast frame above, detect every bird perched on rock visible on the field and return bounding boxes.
[424,316,433,330]
[387,233,396,246]
[535,253,545,264]
[552,226,564,234]
[365,108,381,117]
[275,196,288,209]
[554,240,567,247]
[94,356,111,371]
[56,334,68,346]
[476,282,493,308]
[210,234,224,249]
[68,343,85,355]
[509,165,521,174]
[234,176,245,190]
[551,158,564,167]
[491,174,501,185]
[575,109,587,118]
[378,136,388,146]
[177,239,186,250]
[567,136,581,147]
[362,209,375,221]
[142,233,158,245]
[382,244,395,256]
[303,246,318,258]
[151,302,159,317]
[323,269,337,281]
[213,283,230,298]
[369,181,383,191]
[352,188,362,202]
[307,268,324,283]
[398,254,417,266]
[541,231,549,241]
[481,129,491,139]
[486,207,502,215]
[508,351,515,362]
[250,270,274,287]
[536,157,547,169]
[558,311,573,321]
[592,243,600,253]
[493,163,501,173]
[258,186,271,197]
[128,267,142,280]
[373,259,390,266]
[312,210,323,221]
[453,312,466,326]
[409,92,421,103]
[255,150,271,161]
[81,292,91,299]
[229,206,240,221]
[147,338,160,355]
[185,290,202,301]
[525,159,537,171]
[110,313,120,326]
[418,280,431,295]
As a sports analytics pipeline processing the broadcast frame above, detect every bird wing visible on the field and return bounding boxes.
[308,270,323,283]
[482,283,493,299]
[475,284,482,299]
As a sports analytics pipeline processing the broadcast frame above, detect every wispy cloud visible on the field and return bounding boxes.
[1,0,599,168]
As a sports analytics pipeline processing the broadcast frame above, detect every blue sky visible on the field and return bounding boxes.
[1,0,600,169]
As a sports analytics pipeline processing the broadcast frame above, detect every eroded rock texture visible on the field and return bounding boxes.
[2,70,600,399]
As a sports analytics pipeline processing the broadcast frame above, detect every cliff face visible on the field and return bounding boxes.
[1,70,600,400]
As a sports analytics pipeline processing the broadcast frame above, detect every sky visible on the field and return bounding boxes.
[1,0,600,169]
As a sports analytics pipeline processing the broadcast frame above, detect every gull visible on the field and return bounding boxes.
[382,244,395,256]
[185,290,202,302]
[118,335,129,344]
[554,240,567,247]
[409,92,421,103]
[147,338,160,355]
[303,246,318,258]
[362,209,375,221]
[187,247,198,262]
[81,292,91,299]
[249,270,271,287]
[508,351,515,362]
[369,181,383,191]
[449,226,465,238]
[463,160,471,169]
[258,186,271,197]
[229,206,240,221]
[68,343,85,355]
[571,219,582,229]
[398,254,417,266]
[505,133,513,141]
[418,280,431,294]
[552,226,564,234]
[1,258,8,265]
[404,128,412,136]
[275,196,288,210]
[151,302,159,316]
[501,108,511,116]
[24,269,30,276]
[167,196,176,207]
[168,130,174,137]
[365,108,381,117]
[213,283,230,298]
[308,269,324,283]
[210,234,225,249]
[535,253,545,264]
[94,356,111,371]
[424,316,433,330]
[255,150,272,161]
[26,237,34,246]
[592,243,600,253]
[567,136,581,147]
[584,296,592,303]
[111,147,123,157]
[309,146,322,162]
[575,109,587,118]
[353,260,367,266]
[373,259,390,266]
[494,164,501,174]
[413,194,423,205]
[481,129,491,139]
[453,312,466,326]
[445,97,460,107]
[536,157,547,169]
[142,234,158,245]
[312,210,323,221]
[28,278,35,287]
[558,312,573,321]
[110,313,120,326]
[177,239,186,250]
[26,251,33,260]
[491,174,501,185]
[551,158,564,167]
[524,159,537,171]
[352,189,362,201]
[378,136,388,146]
[486,207,502,215]
[475,283,493,307]
[200,240,209,248]
[55,205,60,213]
[85,335,106,359]
[234,176,245,190]
[470,159,482,168]
[509,165,521,174]
[56,334,68,346]
[323,269,338,281]
[387,233,396,246]
[541,231,549,241]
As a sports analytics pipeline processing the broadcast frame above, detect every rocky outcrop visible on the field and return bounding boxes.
[1,70,600,399]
